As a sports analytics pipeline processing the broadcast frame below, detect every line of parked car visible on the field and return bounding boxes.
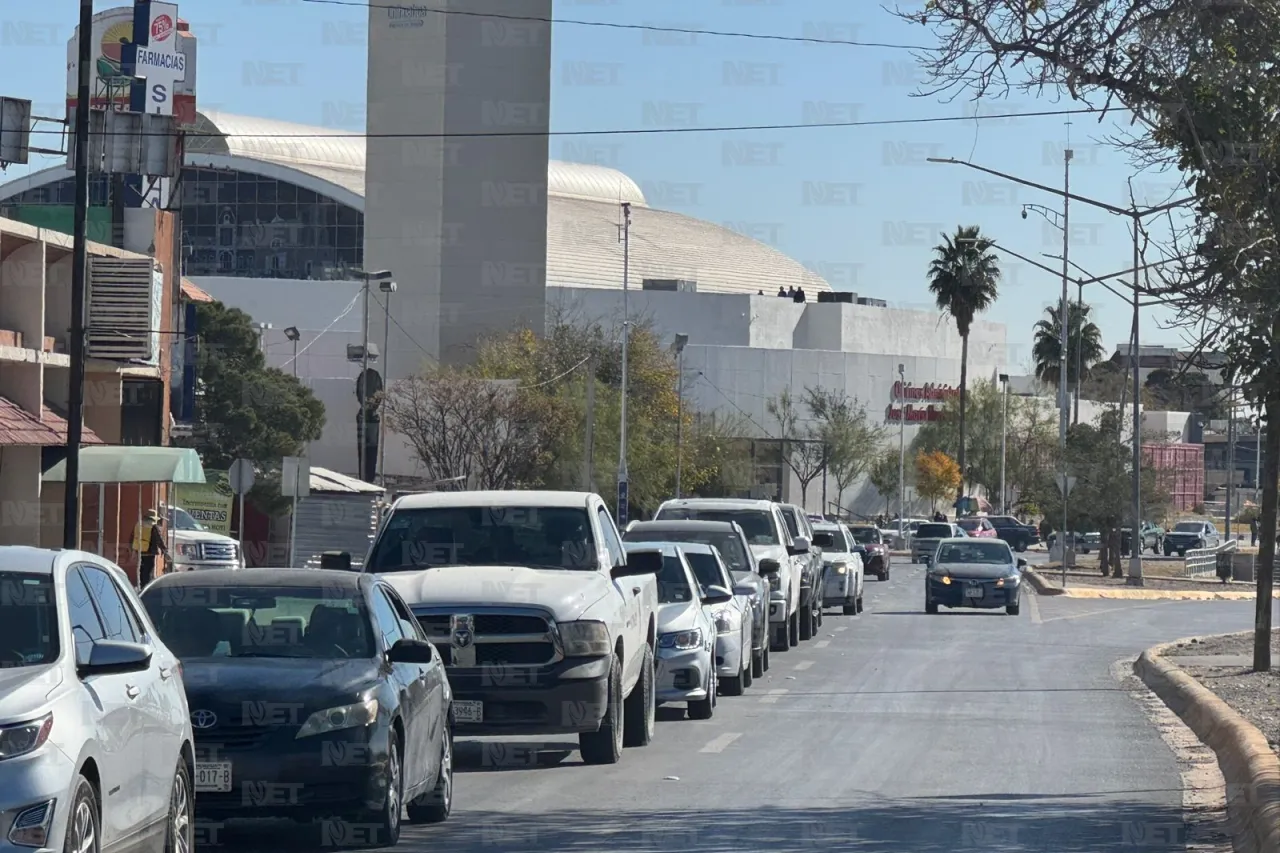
[0,490,903,853]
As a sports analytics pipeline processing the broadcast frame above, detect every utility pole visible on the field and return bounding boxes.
[64,0,94,550]
[583,353,596,491]
[360,279,371,481]
[616,202,632,525]
[673,334,688,498]
[1227,389,1236,542]
[999,373,1009,514]
[1128,216,1143,585]
[1074,279,1083,425]
[897,363,906,544]
[1059,146,1073,564]
[378,281,396,488]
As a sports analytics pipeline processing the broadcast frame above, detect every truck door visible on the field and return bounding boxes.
[596,505,638,682]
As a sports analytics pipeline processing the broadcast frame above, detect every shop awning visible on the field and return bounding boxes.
[42,446,207,484]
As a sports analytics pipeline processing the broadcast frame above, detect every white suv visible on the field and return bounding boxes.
[0,547,194,853]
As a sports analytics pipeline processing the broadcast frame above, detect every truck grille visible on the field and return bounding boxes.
[414,607,559,667]
[201,541,238,561]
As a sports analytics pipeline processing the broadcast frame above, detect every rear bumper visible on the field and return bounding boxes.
[443,656,612,736]
[713,632,746,677]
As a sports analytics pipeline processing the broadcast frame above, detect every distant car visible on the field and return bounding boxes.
[142,569,455,844]
[925,539,1028,616]
[848,524,892,581]
[1122,522,1165,555]
[956,517,998,538]
[912,522,968,565]
[986,515,1039,552]
[629,544,728,720]
[1164,521,1221,556]
[811,522,865,614]
[0,547,195,853]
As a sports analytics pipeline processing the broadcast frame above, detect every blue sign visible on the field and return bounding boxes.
[616,480,628,526]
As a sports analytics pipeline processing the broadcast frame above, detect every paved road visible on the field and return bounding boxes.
[215,561,1272,852]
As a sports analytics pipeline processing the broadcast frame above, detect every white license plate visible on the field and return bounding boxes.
[964,586,984,599]
[453,701,483,723]
[195,762,231,793]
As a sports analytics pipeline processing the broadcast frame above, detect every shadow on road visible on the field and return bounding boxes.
[199,797,1198,851]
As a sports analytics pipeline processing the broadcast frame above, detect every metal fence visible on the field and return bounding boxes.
[1183,539,1238,578]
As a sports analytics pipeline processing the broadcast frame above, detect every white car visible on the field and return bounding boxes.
[674,543,755,696]
[812,522,865,615]
[628,543,729,720]
[0,547,194,853]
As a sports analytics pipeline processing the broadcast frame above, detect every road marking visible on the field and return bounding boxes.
[760,689,788,704]
[794,660,813,670]
[814,639,830,648]
[833,625,848,632]
[699,732,742,753]
[1026,589,1043,624]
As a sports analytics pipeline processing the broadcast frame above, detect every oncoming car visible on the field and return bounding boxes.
[924,539,1028,616]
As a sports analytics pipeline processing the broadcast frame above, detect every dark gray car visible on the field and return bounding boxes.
[925,539,1028,615]
[624,519,771,679]
[778,504,825,641]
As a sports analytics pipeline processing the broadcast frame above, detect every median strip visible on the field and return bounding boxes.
[1024,567,1277,600]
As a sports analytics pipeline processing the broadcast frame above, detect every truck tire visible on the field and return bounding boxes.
[752,647,764,678]
[771,619,790,652]
[622,645,655,748]
[788,611,800,647]
[798,603,813,641]
[579,656,624,765]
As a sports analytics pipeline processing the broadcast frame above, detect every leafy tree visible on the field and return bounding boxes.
[926,225,1002,501]
[766,388,826,508]
[805,388,886,509]
[181,301,325,513]
[1031,301,1106,423]
[868,449,904,517]
[915,450,961,511]
[1144,369,1226,420]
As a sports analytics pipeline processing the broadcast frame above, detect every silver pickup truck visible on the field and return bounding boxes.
[911,521,969,565]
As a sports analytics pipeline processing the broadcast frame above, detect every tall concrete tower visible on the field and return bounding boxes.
[363,0,551,373]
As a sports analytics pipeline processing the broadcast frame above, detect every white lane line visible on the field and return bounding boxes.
[833,626,849,632]
[814,639,831,648]
[760,688,788,704]
[699,732,742,753]
[793,660,814,671]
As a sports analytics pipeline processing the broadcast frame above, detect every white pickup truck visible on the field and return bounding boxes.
[360,490,660,765]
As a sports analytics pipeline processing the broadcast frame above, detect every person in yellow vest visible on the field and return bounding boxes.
[132,509,169,589]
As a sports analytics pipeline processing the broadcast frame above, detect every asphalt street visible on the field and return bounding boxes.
[215,561,1275,852]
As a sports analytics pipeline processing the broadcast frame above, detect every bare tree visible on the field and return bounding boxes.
[806,387,886,508]
[767,388,826,507]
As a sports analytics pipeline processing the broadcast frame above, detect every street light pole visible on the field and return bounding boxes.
[999,373,1009,514]
[897,363,906,543]
[673,333,688,498]
[379,281,397,488]
[617,202,632,525]
[350,269,392,483]
[1059,148,1072,567]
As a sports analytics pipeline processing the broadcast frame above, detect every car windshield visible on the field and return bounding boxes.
[682,551,727,590]
[167,506,206,532]
[654,555,695,604]
[936,542,1013,564]
[364,506,597,572]
[779,508,801,538]
[655,508,779,546]
[1173,522,1203,533]
[142,585,375,659]
[0,572,59,668]
[957,519,980,530]
[623,528,751,571]
[849,528,880,544]
[916,524,953,538]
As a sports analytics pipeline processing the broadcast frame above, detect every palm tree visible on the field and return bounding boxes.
[927,225,1002,502]
[1032,300,1105,422]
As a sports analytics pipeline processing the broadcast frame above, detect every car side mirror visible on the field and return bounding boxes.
[787,536,811,556]
[758,559,781,575]
[732,583,755,597]
[614,550,660,578]
[702,585,733,605]
[387,638,435,664]
[320,551,352,571]
[78,641,152,678]
[1016,558,1028,569]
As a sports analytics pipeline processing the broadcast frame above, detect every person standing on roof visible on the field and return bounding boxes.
[132,508,169,589]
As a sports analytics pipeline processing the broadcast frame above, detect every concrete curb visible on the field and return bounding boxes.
[1024,567,1272,600]
[1133,635,1280,853]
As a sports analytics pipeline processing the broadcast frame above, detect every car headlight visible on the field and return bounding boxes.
[712,609,740,634]
[995,574,1020,587]
[177,543,200,558]
[659,629,703,650]
[932,574,952,585]
[825,562,847,575]
[296,698,379,738]
[558,620,611,657]
[0,714,53,760]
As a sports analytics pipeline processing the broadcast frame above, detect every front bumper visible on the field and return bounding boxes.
[192,726,390,819]
[713,631,745,677]
[171,558,243,572]
[656,648,710,703]
[926,577,1019,609]
[768,592,789,623]
[442,656,612,736]
[0,746,76,853]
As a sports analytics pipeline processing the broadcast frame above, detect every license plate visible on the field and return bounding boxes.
[453,701,483,723]
[195,762,231,793]
[964,585,984,599]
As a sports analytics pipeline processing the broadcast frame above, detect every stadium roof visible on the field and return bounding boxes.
[0,110,831,295]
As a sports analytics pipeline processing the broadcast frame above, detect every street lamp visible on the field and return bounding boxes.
[283,326,300,378]
[378,281,397,488]
[257,322,272,357]
[929,155,1194,585]
[999,373,1009,514]
[672,333,689,498]
[1025,203,1085,426]
[897,363,906,544]
[349,269,392,482]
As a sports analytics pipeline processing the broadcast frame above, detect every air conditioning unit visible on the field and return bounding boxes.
[86,257,156,361]
[817,291,855,304]
[641,279,697,292]
[856,297,888,307]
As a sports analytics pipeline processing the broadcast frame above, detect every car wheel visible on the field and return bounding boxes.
[1006,601,1021,615]
[799,602,814,641]
[1015,540,1027,553]
[752,647,764,678]
[364,732,403,847]
[721,662,745,696]
[1179,550,1186,558]
[623,644,655,747]
[64,776,99,853]
[406,718,452,823]
[163,759,193,853]
[742,655,753,688]
[843,602,857,615]
[788,611,800,646]
[579,655,624,764]
[761,642,770,672]
[771,621,788,652]
[925,593,938,614]
[688,670,715,720]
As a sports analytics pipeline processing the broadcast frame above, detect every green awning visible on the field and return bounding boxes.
[42,447,207,484]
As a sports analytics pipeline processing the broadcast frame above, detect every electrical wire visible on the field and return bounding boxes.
[280,286,362,368]
[25,107,1111,140]
[514,353,593,389]
[300,0,945,51]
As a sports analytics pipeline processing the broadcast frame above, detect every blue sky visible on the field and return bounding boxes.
[0,0,1192,368]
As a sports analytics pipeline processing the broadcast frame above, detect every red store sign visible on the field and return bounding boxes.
[891,381,960,402]
[885,404,946,423]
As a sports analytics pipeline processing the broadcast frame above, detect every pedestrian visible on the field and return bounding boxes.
[758,289,765,295]
[778,286,787,297]
[132,508,169,589]
[1250,516,1258,546]
[794,287,806,303]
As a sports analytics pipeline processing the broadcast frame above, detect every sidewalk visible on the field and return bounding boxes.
[1024,566,1275,600]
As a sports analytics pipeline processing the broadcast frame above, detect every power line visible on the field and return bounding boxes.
[300,0,941,51]
[25,106,1110,140]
